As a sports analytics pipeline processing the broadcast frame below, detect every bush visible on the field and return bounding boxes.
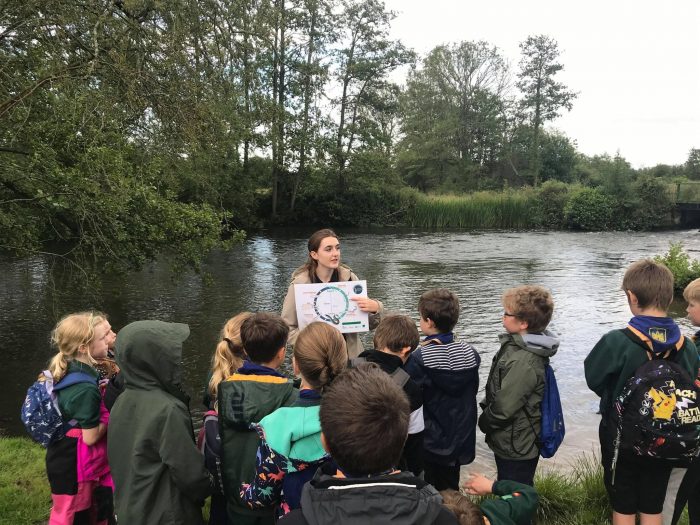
[564,187,614,230]
[535,181,571,229]
[654,242,700,293]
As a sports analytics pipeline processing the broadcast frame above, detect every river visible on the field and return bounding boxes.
[2,229,699,475]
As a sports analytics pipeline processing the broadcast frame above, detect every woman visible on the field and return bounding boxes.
[281,229,383,358]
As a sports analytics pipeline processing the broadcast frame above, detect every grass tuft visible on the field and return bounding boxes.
[0,437,51,524]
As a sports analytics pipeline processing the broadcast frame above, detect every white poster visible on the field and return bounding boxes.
[294,280,370,334]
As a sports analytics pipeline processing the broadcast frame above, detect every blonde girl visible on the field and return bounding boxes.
[45,311,114,525]
[204,312,252,410]
[242,322,348,516]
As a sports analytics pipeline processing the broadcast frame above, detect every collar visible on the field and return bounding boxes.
[294,388,322,407]
[628,315,682,354]
[358,349,404,371]
[67,360,100,378]
[237,360,286,378]
[422,332,454,345]
[312,269,339,283]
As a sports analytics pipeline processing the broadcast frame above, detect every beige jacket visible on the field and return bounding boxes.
[280,265,384,359]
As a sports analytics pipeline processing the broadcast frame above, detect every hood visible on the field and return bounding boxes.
[502,331,559,358]
[257,405,324,461]
[115,320,191,403]
[299,469,446,525]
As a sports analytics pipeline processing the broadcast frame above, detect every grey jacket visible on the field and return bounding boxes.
[478,332,559,460]
[281,468,458,525]
[280,264,383,359]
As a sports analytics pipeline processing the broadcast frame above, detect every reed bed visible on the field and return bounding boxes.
[407,191,537,229]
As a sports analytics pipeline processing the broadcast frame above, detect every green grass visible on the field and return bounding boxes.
[407,191,538,229]
[0,438,690,525]
[0,437,51,525]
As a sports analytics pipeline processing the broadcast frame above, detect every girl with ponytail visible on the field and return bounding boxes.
[241,322,347,517]
[45,311,114,525]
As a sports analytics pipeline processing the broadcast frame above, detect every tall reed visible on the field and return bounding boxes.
[407,191,537,229]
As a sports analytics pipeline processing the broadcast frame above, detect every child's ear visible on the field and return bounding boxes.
[426,318,436,329]
[275,346,286,364]
[626,290,639,306]
[320,432,330,453]
[399,346,413,361]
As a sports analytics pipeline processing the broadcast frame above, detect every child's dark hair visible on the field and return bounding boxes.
[373,314,419,353]
[320,365,409,476]
[418,288,460,333]
[240,312,289,363]
[440,490,484,525]
[622,259,674,311]
[502,285,554,333]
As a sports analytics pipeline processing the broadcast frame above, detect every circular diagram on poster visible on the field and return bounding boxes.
[313,285,350,325]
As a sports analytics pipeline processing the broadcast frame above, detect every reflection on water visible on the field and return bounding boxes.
[2,229,699,473]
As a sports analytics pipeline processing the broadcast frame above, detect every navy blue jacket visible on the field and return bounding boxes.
[405,336,480,465]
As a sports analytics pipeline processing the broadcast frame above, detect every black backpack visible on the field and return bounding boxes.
[349,357,410,388]
[611,330,700,475]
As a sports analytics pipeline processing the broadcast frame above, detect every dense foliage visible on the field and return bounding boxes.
[1,1,698,273]
[654,243,700,293]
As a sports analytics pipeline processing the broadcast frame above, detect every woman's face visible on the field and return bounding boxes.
[310,236,340,271]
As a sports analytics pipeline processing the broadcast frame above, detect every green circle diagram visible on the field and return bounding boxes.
[313,286,350,325]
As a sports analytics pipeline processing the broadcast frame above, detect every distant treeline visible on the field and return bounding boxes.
[2,1,699,273]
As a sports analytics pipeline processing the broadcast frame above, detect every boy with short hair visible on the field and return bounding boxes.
[356,314,424,475]
[219,313,298,525]
[281,365,459,525]
[664,277,700,525]
[585,260,699,525]
[405,289,480,490]
[479,285,559,486]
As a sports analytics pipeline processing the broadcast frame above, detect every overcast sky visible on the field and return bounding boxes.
[382,0,700,168]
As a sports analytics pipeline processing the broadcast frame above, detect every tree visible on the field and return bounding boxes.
[398,41,511,190]
[686,148,700,180]
[331,0,413,193]
[517,35,577,186]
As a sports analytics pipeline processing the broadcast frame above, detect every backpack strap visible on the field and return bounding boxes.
[420,338,444,347]
[621,328,680,361]
[53,372,97,392]
[389,367,410,388]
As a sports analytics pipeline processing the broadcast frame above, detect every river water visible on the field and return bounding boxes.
[2,229,699,475]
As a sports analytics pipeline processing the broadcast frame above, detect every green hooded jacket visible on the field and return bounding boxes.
[478,332,559,460]
[108,321,211,525]
[218,368,298,521]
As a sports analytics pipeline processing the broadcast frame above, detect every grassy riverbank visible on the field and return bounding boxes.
[0,437,690,524]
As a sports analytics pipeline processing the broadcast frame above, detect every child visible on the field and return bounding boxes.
[441,472,538,525]
[478,285,559,486]
[357,313,424,475]
[242,322,347,516]
[585,260,699,525]
[219,312,298,525]
[281,365,459,525]
[204,312,252,410]
[108,320,211,525]
[405,288,480,490]
[44,311,113,525]
[201,312,252,525]
[664,277,700,525]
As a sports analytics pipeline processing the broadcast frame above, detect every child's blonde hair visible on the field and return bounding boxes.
[683,278,700,303]
[294,322,347,391]
[208,312,252,402]
[47,311,107,381]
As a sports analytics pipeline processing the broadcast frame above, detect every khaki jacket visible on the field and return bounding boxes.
[280,265,383,359]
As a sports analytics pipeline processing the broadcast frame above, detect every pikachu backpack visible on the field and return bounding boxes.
[611,329,700,470]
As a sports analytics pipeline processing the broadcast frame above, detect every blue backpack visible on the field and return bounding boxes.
[20,370,96,447]
[539,363,565,458]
